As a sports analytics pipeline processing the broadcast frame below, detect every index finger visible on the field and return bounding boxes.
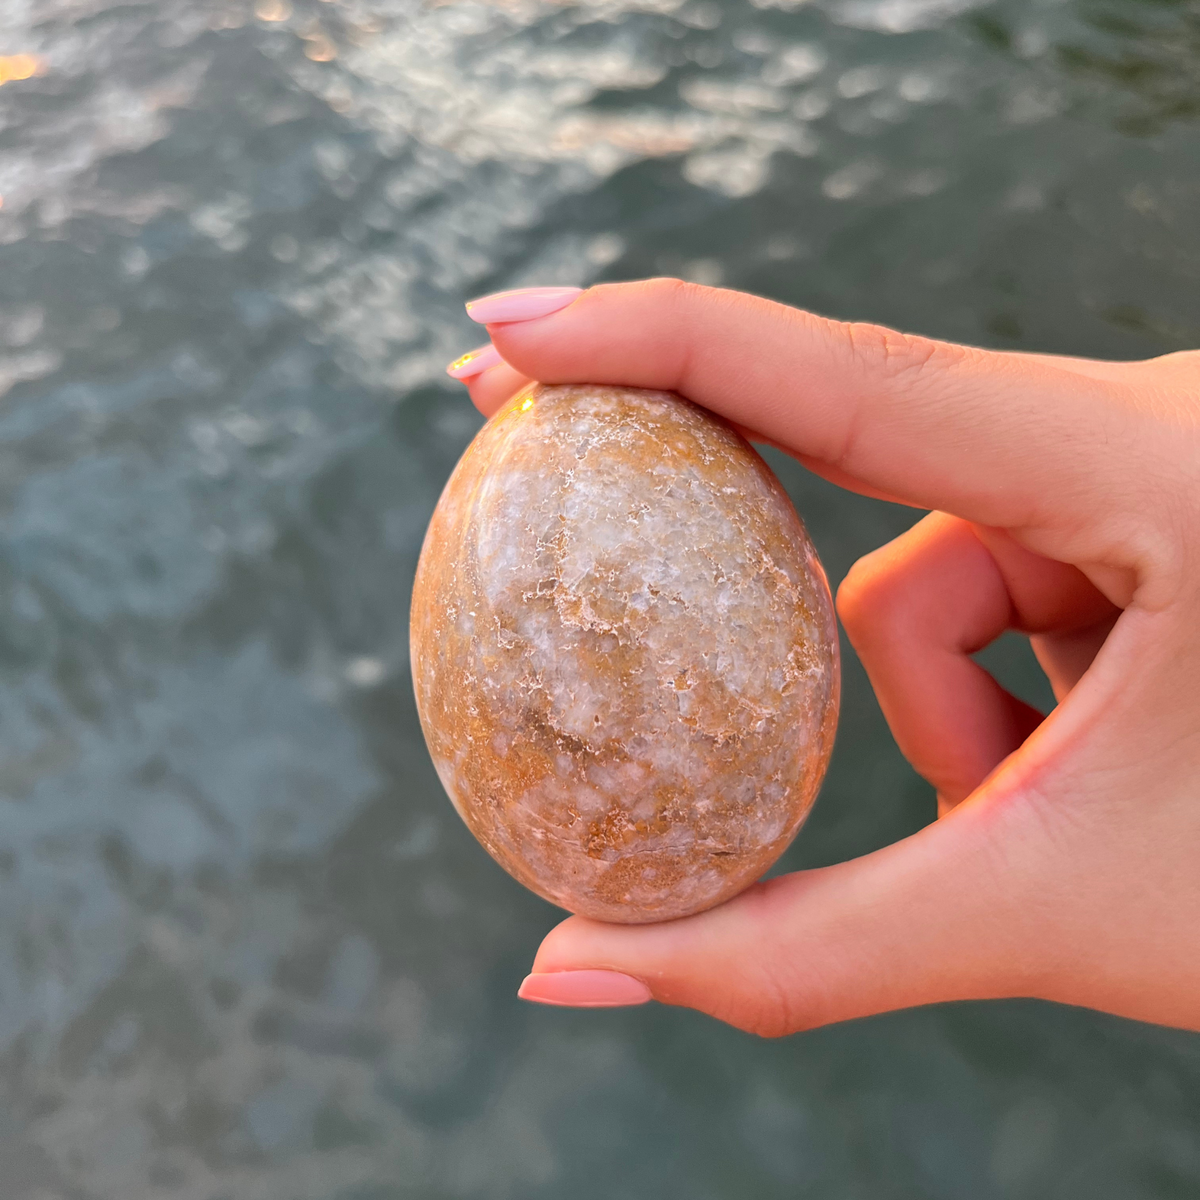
[476,279,1145,542]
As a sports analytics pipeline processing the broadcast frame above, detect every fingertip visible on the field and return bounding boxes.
[465,363,534,417]
[446,342,503,381]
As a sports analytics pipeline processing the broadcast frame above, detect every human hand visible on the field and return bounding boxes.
[444,280,1200,1034]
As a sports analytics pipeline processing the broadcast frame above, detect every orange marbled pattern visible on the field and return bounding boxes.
[410,383,839,923]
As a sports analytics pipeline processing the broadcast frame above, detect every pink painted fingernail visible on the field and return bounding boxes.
[446,342,503,380]
[517,970,652,1008]
[466,286,582,325]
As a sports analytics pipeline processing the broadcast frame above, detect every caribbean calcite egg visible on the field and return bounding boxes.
[411,383,839,923]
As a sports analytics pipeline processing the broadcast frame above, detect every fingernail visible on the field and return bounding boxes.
[446,342,503,380]
[517,969,653,1008]
[466,286,582,325]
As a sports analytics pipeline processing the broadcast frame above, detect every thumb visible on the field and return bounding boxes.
[518,786,1058,1034]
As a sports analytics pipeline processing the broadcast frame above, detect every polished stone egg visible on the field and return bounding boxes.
[411,383,839,923]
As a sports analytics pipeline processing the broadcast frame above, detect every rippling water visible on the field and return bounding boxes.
[0,0,1199,1195]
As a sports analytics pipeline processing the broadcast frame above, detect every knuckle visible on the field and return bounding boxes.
[641,275,711,311]
[839,320,961,382]
[724,970,799,1039]
[836,547,914,644]
[734,1002,795,1040]
[632,276,740,395]
[714,878,819,1039]
[729,957,828,1039]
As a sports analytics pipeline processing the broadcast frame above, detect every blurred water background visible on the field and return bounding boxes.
[0,0,1199,1196]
